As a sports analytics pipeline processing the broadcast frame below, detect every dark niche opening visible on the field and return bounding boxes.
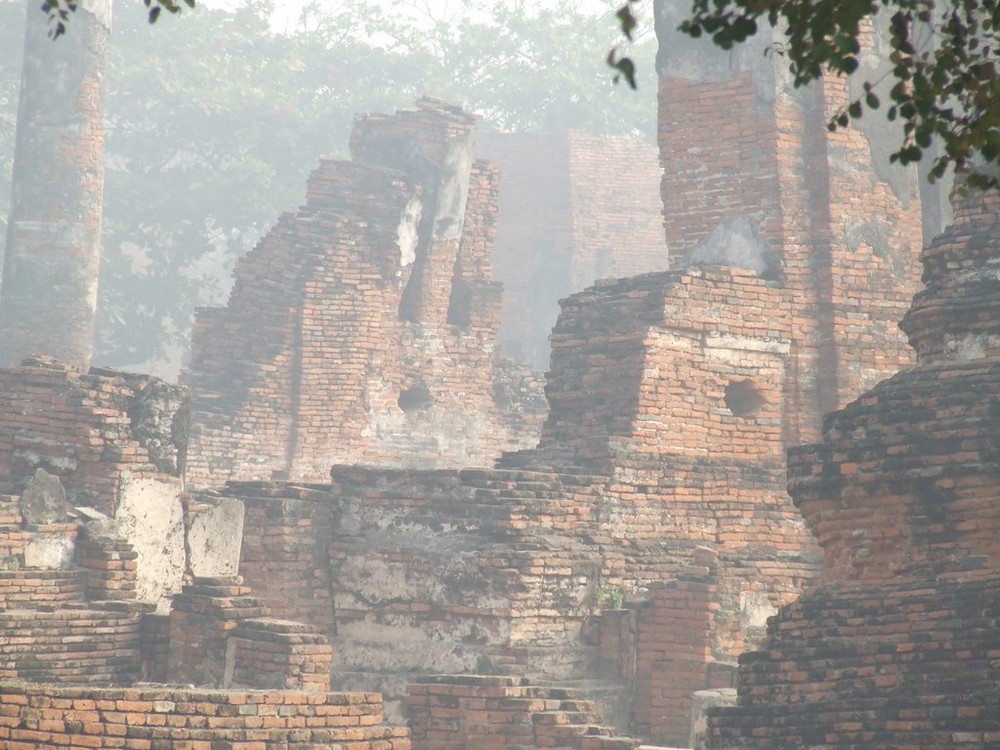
[724,379,766,417]
[398,384,433,414]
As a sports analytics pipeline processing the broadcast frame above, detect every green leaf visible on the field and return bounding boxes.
[616,4,637,41]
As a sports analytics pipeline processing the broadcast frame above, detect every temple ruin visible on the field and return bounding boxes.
[706,178,1000,749]
[183,99,547,486]
[0,1,997,749]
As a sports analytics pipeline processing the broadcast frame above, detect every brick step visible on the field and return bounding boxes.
[0,606,142,684]
[533,722,614,745]
[115,722,404,741]
[498,696,596,713]
[0,568,84,580]
[533,711,597,726]
[0,568,86,606]
[0,606,142,625]
[580,735,645,750]
[0,495,22,525]
[470,486,573,501]
[8,654,141,672]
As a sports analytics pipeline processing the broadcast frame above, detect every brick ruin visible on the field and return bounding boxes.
[0,8,997,750]
[705,181,1000,749]
[221,263,829,741]
[0,361,410,747]
[654,1,929,448]
[183,98,547,487]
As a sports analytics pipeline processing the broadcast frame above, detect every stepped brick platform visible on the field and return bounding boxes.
[706,186,1000,748]
[0,484,147,686]
[0,361,190,608]
[0,605,143,685]
[166,576,333,693]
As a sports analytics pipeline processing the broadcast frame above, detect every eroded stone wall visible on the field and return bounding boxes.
[407,675,641,750]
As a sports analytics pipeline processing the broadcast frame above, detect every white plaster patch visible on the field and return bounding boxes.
[188,498,245,578]
[24,537,74,569]
[943,332,998,362]
[397,197,422,269]
[433,137,475,241]
[703,332,791,354]
[740,590,778,630]
[114,472,185,612]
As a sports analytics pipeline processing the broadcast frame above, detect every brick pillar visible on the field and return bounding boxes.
[632,551,729,746]
[653,2,924,447]
[76,527,139,602]
[228,617,332,692]
[0,0,111,370]
[166,576,267,687]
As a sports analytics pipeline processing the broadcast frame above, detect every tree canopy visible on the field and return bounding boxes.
[614,0,1000,188]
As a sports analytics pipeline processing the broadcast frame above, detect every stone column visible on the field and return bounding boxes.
[0,0,112,370]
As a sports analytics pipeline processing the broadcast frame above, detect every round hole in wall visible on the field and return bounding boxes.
[398,384,433,414]
[724,379,766,417]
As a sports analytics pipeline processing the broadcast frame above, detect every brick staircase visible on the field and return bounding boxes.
[407,675,644,750]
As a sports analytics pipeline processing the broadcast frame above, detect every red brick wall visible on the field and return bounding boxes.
[0,684,409,750]
[236,484,336,636]
[657,37,923,449]
[184,100,545,488]
[0,361,180,516]
[659,74,783,257]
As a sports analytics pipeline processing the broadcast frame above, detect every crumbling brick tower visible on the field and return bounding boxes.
[654,0,927,448]
[707,181,1000,749]
[184,98,544,486]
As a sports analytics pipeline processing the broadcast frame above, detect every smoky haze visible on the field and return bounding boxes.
[0,0,657,380]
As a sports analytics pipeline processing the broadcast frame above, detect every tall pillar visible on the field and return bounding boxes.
[653,0,926,447]
[0,0,112,370]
